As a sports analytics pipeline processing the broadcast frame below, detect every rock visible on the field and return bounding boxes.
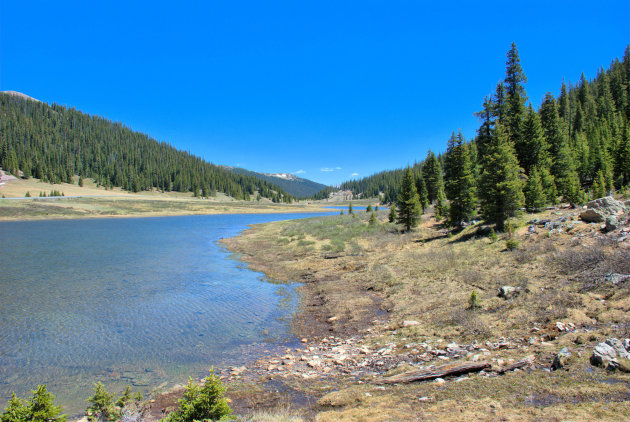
[434,378,445,385]
[551,347,571,370]
[603,273,630,285]
[591,342,619,368]
[498,285,519,300]
[580,209,605,223]
[605,338,630,359]
[604,216,619,232]
[403,320,420,327]
[555,321,566,332]
[301,338,308,343]
[588,196,627,213]
[528,225,537,233]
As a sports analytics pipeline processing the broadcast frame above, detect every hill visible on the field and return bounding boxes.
[227,167,329,198]
[0,92,294,202]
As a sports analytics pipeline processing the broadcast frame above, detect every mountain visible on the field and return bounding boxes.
[2,91,41,102]
[226,167,329,198]
[0,92,294,202]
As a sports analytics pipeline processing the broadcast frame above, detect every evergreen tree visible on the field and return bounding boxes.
[434,185,449,221]
[617,124,630,187]
[444,131,477,226]
[28,385,66,422]
[163,372,232,422]
[479,125,525,231]
[366,204,373,212]
[416,175,429,212]
[422,151,443,203]
[591,170,606,198]
[524,167,546,211]
[504,42,528,161]
[396,167,421,231]
[348,202,354,215]
[86,382,115,422]
[388,204,396,223]
[521,105,551,174]
[0,393,29,422]
[369,211,377,226]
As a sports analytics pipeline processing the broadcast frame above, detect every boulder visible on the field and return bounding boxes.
[588,196,627,214]
[498,285,519,300]
[604,216,619,232]
[591,342,620,369]
[605,338,630,359]
[580,209,605,223]
[551,347,571,370]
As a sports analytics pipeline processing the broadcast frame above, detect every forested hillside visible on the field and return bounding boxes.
[0,93,294,202]
[227,167,328,198]
[335,44,630,229]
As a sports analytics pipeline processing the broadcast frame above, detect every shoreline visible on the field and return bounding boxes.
[0,196,336,222]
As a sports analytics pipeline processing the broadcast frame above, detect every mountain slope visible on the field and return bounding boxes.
[227,167,328,198]
[0,92,294,202]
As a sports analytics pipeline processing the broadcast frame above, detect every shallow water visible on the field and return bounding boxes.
[0,212,329,415]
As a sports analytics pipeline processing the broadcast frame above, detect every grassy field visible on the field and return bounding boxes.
[0,177,334,220]
[222,205,630,421]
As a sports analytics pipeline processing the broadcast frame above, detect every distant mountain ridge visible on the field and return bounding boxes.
[0,91,295,202]
[225,167,329,198]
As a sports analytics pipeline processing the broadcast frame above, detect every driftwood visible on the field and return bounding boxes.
[380,362,491,384]
[489,355,536,374]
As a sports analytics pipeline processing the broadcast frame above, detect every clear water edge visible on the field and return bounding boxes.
[0,212,331,416]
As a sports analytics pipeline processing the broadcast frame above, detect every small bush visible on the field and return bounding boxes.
[1,385,66,422]
[489,228,497,242]
[86,382,115,422]
[505,239,520,250]
[162,371,232,422]
[469,290,480,309]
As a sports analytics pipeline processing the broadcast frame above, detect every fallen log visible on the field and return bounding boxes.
[379,362,491,384]
[489,355,536,374]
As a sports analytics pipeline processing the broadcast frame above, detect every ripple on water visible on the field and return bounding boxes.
[0,212,325,416]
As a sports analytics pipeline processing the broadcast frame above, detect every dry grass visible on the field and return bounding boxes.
[223,206,630,421]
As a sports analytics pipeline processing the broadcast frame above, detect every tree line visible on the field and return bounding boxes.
[336,44,630,230]
[0,94,295,202]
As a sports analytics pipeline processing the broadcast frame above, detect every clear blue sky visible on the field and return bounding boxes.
[1,1,628,186]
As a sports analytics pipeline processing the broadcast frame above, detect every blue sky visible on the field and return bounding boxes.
[1,1,628,186]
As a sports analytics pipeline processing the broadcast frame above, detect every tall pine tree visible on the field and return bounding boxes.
[444,131,477,226]
[396,166,422,231]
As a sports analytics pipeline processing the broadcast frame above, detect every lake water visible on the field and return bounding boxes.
[0,212,330,415]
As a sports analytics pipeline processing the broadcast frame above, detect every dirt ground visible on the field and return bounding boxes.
[214,202,630,421]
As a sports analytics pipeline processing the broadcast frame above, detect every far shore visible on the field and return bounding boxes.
[0,196,338,222]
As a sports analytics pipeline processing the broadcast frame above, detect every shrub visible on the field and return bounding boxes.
[469,290,480,309]
[1,385,67,422]
[163,371,232,422]
[86,382,116,422]
[505,239,520,250]
[368,211,377,226]
[488,228,497,242]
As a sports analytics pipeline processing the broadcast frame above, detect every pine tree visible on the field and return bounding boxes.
[444,131,477,226]
[617,124,630,187]
[348,202,354,215]
[504,42,528,163]
[591,170,606,199]
[521,105,551,174]
[0,393,29,422]
[28,385,66,422]
[366,204,373,213]
[434,185,449,221]
[86,382,115,422]
[417,175,429,212]
[422,151,443,203]
[524,167,546,212]
[479,125,525,231]
[388,204,396,223]
[369,211,377,226]
[396,167,421,231]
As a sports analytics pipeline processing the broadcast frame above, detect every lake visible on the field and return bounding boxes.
[0,212,330,415]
